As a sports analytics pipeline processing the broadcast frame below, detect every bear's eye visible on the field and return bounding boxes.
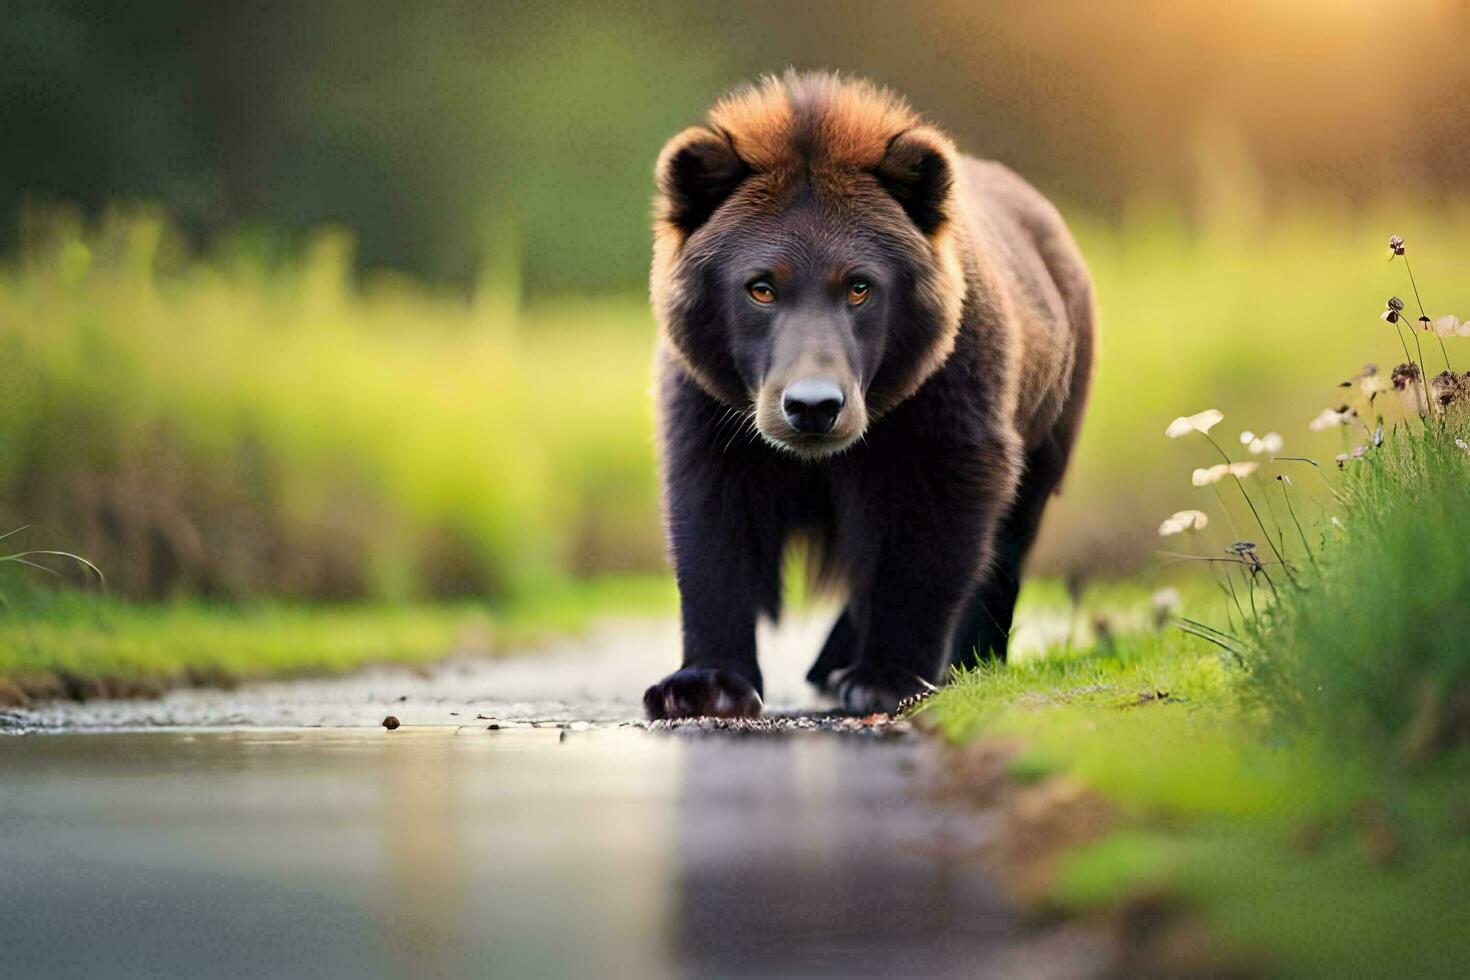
[747,280,776,305]
[847,280,871,306]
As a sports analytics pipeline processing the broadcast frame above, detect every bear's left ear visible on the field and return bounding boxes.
[655,126,750,236]
[874,126,955,236]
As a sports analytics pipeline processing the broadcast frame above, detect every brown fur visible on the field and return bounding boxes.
[644,71,1095,719]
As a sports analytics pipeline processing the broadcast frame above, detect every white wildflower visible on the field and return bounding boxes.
[1151,587,1182,628]
[1192,464,1227,486]
[1191,462,1255,485]
[1158,509,1210,536]
[1248,432,1283,455]
[1308,408,1351,431]
[1434,315,1461,338]
[1228,461,1259,478]
[1166,409,1224,438]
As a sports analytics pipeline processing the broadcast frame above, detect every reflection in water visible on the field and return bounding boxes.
[672,737,1015,978]
[381,733,466,977]
[0,728,1024,979]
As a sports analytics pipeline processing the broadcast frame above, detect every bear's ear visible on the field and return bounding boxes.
[655,127,750,236]
[874,127,955,236]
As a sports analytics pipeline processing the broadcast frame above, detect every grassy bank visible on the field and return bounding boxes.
[926,631,1469,976]
[923,380,1470,973]
[0,573,674,706]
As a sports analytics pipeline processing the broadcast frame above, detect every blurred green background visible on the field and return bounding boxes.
[6,0,1470,604]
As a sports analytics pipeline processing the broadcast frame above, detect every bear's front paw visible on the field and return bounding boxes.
[830,665,930,715]
[643,667,763,721]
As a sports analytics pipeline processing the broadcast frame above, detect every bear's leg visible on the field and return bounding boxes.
[643,498,783,719]
[644,391,790,720]
[830,469,1002,714]
[949,442,1064,669]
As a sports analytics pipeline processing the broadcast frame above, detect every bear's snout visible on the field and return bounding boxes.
[781,378,845,434]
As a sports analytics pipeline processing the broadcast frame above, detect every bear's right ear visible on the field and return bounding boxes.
[655,127,749,236]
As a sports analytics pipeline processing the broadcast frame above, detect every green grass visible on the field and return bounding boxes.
[922,409,1470,975]
[926,623,1470,976]
[0,571,674,701]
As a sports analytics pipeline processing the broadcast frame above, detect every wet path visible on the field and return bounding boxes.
[0,616,1103,978]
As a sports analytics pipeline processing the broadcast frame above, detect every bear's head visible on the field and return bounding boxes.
[651,71,966,459]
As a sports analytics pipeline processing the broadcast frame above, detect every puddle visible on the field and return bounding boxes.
[0,615,1106,977]
[0,727,1112,978]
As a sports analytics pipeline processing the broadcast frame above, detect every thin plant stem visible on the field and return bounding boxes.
[1274,456,1348,504]
[1253,560,1278,600]
[1403,253,1451,373]
[1178,616,1242,642]
[1219,568,1247,624]
[1390,319,1431,415]
[1279,481,1319,572]
[1260,486,1290,564]
[0,549,105,583]
[1155,552,1284,568]
[1409,324,1434,415]
[1209,483,1241,540]
[1176,622,1245,665]
[1200,433,1288,573]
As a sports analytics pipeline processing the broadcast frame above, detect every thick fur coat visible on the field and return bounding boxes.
[644,72,1095,719]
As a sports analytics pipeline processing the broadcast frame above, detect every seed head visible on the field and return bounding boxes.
[1431,370,1470,408]
[1389,235,1405,256]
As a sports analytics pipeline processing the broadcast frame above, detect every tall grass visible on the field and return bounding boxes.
[1248,417,1470,764]
[1149,232,1470,768]
[1,208,658,601]
[7,202,1470,602]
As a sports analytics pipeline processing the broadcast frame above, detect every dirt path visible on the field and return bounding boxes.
[0,615,1106,978]
[0,614,845,732]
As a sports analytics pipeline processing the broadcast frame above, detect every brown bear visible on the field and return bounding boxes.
[643,71,1095,719]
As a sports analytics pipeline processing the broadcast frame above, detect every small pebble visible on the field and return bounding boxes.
[383,715,400,730]
[487,723,501,731]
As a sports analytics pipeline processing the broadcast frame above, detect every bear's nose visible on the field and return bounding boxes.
[781,379,845,434]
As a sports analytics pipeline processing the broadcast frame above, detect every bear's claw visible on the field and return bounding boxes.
[643,667,763,721]
[830,665,928,715]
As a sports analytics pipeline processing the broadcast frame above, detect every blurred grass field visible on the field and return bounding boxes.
[8,199,1470,607]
